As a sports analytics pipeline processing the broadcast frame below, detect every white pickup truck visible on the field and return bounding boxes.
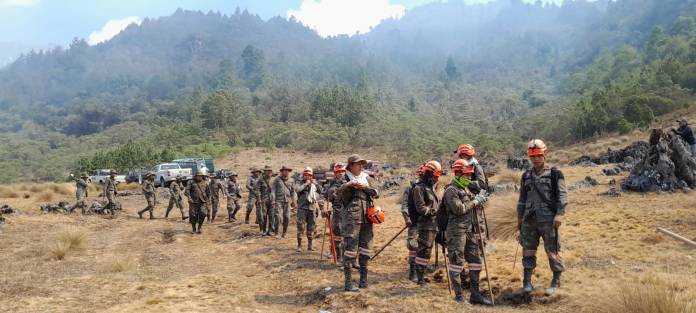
[152,163,192,187]
[89,169,126,185]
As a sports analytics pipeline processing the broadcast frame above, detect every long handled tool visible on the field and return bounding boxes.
[370,225,408,261]
[441,243,452,295]
[328,213,337,265]
[474,206,495,306]
[319,217,328,261]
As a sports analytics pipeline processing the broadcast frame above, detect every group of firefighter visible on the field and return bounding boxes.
[71,138,567,305]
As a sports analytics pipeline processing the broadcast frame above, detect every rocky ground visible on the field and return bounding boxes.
[1,149,695,313]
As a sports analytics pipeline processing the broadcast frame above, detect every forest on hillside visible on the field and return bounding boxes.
[0,0,695,183]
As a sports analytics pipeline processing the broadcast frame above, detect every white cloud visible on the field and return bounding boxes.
[88,16,141,45]
[0,0,38,7]
[288,0,405,37]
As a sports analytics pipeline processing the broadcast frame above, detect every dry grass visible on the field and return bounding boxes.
[0,186,20,198]
[119,183,141,191]
[597,277,696,313]
[37,191,55,202]
[57,229,86,251]
[48,241,70,260]
[486,192,520,240]
[108,258,136,273]
[491,168,522,185]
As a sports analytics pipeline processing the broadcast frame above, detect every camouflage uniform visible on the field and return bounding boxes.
[138,178,156,219]
[207,178,226,223]
[326,178,346,260]
[338,171,379,290]
[400,180,419,280]
[470,163,488,194]
[295,179,322,250]
[226,178,242,221]
[245,172,260,224]
[185,179,210,233]
[517,167,568,292]
[256,173,274,235]
[411,182,439,285]
[166,180,186,220]
[272,175,296,236]
[443,181,488,303]
[72,176,89,214]
[104,176,118,215]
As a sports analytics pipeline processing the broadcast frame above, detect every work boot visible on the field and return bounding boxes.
[359,266,368,288]
[308,238,315,251]
[451,271,467,303]
[408,263,417,282]
[523,268,534,293]
[138,209,144,219]
[197,222,203,234]
[281,231,287,238]
[344,266,359,292]
[191,223,197,234]
[469,271,493,306]
[148,211,154,220]
[545,271,562,296]
[244,213,250,224]
[416,265,427,286]
[296,238,302,253]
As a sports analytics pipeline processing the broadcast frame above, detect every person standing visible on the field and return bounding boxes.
[517,139,568,296]
[401,165,424,282]
[245,168,262,224]
[256,166,274,236]
[165,175,187,221]
[207,174,227,223]
[411,161,442,287]
[272,166,296,237]
[185,171,210,234]
[226,171,242,222]
[138,172,157,219]
[324,163,347,261]
[454,144,488,193]
[295,167,322,252]
[338,154,379,292]
[104,170,119,215]
[71,173,89,214]
[443,159,492,305]
[674,117,696,156]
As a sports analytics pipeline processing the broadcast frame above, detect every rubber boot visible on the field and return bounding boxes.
[408,263,417,282]
[545,271,561,296]
[359,266,368,288]
[191,223,197,234]
[296,238,302,253]
[523,268,534,293]
[416,265,427,286]
[344,265,359,292]
[450,271,466,303]
[469,271,493,306]
[308,238,315,251]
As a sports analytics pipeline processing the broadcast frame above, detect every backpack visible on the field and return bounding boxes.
[406,181,418,225]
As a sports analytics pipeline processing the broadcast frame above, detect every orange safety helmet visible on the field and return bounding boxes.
[367,206,385,224]
[333,163,346,173]
[415,163,426,176]
[455,144,476,157]
[451,159,475,175]
[527,139,547,157]
[423,160,443,177]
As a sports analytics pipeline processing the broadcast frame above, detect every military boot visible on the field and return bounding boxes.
[148,210,154,220]
[523,268,534,293]
[197,221,204,234]
[191,223,197,234]
[308,238,315,251]
[244,212,250,224]
[451,271,466,303]
[359,266,368,288]
[296,238,302,253]
[344,265,359,292]
[137,209,145,219]
[416,265,427,286]
[469,271,493,306]
[545,271,561,296]
[408,263,417,282]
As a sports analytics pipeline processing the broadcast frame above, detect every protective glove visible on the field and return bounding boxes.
[472,190,488,207]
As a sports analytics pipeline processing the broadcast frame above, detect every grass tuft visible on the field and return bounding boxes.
[37,191,55,202]
[109,258,136,273]
[0,186,20,198]
[48,241,70,260]
[598,277,696,313]
[58,229,86,251]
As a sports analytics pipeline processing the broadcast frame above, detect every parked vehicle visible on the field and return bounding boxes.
[152,163,192,187]
[89,169,126,185]
[173,158,215,176]
[126,169,149,184]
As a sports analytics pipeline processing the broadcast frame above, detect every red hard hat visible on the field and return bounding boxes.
[423,160,443,177]
[367,206,385,224]
[455,144,476,157]
[451,159,475,175]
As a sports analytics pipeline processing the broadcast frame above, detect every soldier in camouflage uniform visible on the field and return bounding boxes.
[207,174,227,223]
[256,166,274,236]
[324,163,347,261]
[338,154,379,292]
[272,166,296,237]
[444,159,492,305]
[411,161,442,286]
[517,139,568,296]
[71,173,90,214]
[455,144,488,194]
[138,172,157,219]
[226,171,242,222]
[245,168,261,224]
[104,170,119,215]
[401,165,424,281]
[185,171,210,234]
[165,175,187,221]
[295,167,322,252]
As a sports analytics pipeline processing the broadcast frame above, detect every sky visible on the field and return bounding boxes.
[0,0,571,47]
